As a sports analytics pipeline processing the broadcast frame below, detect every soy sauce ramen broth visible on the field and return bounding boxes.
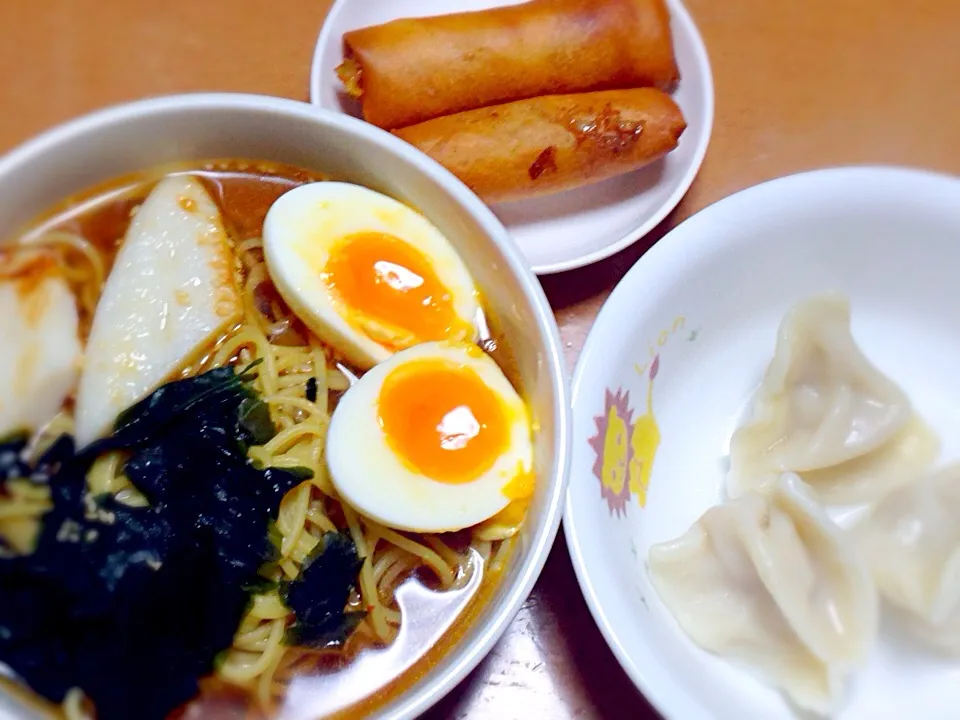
[0,159,523,719]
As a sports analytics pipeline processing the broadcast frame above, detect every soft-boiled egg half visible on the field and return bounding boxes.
[326,341,535,533]
[263,182,480,370]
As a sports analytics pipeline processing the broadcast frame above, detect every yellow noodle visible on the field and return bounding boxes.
[0,497,49,520]
[423,536,468,577]
[0,481,51,553]
[340,506,394,639]
[290,533,320,565]
[251,592,291,621]
[234,622,277,652]
[326,368,351,393]
[474,540,493,564]
[255,452,312,472]
[489,536,516,574]
[377,559,417,607]
[86,451,130,496]
[264,396,325,420]
[312,348,330,416]
[258,424,326,457]
[372,546,409,580]
[306,505,338,534]
[278,559,299,580]
[374,526,456,588]
[358,555,393,640]
[255,647,285,714]
[277,482,311,557]
[213,328,278,396]
[220,619,286,684]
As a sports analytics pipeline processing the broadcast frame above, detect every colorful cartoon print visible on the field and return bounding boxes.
[628,355,660,508]
[588,388,634,516]
[588,316,696,516]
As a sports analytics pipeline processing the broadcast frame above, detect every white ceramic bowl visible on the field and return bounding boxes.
[310,0,714,275]
[565,166,960,719]
[0,93,570,720]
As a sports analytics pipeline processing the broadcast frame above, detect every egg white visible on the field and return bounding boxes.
[263,182,480,370]
[326,341,533,533]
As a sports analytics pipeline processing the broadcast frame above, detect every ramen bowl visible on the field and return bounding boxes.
[0,94,569,720]
[566,167,960,719]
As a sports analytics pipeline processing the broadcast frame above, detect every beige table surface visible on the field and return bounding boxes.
[1,1,958,717]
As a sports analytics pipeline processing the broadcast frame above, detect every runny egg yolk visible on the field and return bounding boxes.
[377,358,510,484]
[323,232,466,349]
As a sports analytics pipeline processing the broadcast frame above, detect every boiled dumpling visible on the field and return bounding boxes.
[853,464,960,653]
[728,293,938,504]
[648,473,878,715]
[793,415,939,505]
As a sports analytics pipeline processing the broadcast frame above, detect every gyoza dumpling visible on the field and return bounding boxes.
[728,293,938,504]
[648,473,878,715]
[853,464,960,653]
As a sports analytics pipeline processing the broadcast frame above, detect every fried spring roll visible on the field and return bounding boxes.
[392,88,686,204]
[338,0,679,130]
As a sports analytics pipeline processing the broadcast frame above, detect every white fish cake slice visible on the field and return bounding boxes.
[0,251,81,438]
[74,175,242,448]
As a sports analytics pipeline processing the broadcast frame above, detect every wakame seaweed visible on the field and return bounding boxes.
[0,365,363,720]
[281,531,366,649]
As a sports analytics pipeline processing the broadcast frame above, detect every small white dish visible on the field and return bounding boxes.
[564,166,960,719]
[310,0,714,275]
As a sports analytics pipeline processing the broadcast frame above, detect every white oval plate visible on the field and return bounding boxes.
[310,0,714,275]
[565,166,960,719]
